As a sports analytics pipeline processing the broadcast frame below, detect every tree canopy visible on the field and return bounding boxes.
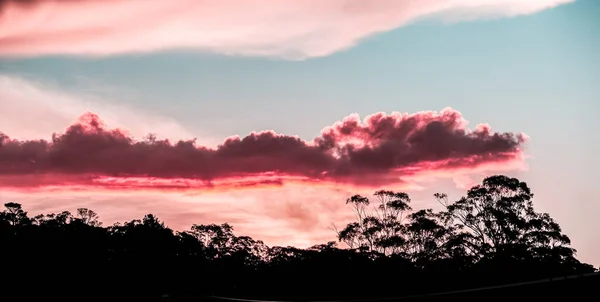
[1,175,595,300]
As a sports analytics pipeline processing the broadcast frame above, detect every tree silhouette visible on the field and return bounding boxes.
[76,207,102,227]
[434,176,591,274]
[2,202,30,226]
[0,175,596,301]
[337,190,412,255]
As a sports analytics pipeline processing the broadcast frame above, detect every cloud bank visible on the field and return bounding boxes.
[0,108,527,191]
[0,0,573,59]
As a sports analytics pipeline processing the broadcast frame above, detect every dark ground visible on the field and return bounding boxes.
[168,272,599,302]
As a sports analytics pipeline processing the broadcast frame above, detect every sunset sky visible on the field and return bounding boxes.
[0,0,598,265]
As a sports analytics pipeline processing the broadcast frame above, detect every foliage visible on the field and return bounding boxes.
[0,175,595,300]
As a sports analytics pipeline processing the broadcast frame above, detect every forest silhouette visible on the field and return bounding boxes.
[2,175,597,301]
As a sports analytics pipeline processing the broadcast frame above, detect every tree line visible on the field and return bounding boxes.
[1,175,596,300]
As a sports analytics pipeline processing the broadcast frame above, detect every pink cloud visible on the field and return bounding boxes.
[0,0,573,59]
[0,107,527,192]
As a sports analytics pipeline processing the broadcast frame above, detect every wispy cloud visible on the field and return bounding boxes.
[0,74,216,144]
[0,0,573,59]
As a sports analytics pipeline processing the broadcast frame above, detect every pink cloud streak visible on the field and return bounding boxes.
[0,0,573,59]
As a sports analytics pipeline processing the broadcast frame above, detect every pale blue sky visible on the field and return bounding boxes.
[0,0,598,263]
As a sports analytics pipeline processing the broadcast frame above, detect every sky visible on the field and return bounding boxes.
[0,0,598,265]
